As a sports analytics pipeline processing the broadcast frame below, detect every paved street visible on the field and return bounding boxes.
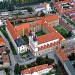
[42,50,58,64]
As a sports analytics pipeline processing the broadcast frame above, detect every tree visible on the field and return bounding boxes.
[14,63,20,74]
[40,11,45,17]
[68,53,75,61]
[6,49,10,54]
[45,54,48,59]
[5,68,10,75]
[67,31,72,37]
[45,58,54,65]
[36,57,46,65]
[26,7,33,13]
[20,65,26,70]
[26,64,32,68]
[73,62,75,68]
[0,2,4,9]
[8,4,14,11]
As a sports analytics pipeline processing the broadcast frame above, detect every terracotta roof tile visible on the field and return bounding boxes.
[15,23,30,31]
[54,1,73,14]
[56,47,69,62]
[6,19,20,40]
[44,14,59,22]
[43,22,56,32]
[21,64,53,74]
[0,37,4,43]
[0,37,5,46]
[37,32,64,44]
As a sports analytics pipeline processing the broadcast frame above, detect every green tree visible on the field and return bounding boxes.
[45,58,54,65]
[20,65,26,70]
[73,62,75,68]
[14,63,20,74]
[0,2,4,9]
[26,64,32,68]
[5,68,10,75]
[45,54,48,59]
[40,11,45,17]
[68,53,75,61]
[8,4,14,11]
[6,49,10,54]
[36,57,46,65]
[67,31,72,37]
[27,7,33,13]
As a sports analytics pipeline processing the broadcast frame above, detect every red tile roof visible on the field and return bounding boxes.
[37,31,64,44]
[44,14,59,22]
[43,22,56,32]
[21,64,53,74]
[0,37,5,46]
[2,55,9,64]
[15,23,30,31]
[38,42,59,51]
[0,37,4,43]
[56,47,69,62]
[54,1,73,14]
[6,19,20,40]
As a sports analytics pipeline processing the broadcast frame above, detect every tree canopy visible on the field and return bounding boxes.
[14,63,20,74]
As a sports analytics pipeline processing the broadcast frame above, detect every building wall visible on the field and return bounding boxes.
[37,68,52,75]
[42,25,50,33]
[49,19,59,27]
[18,45,27,53]
[32,45,57,57]
[60,38,66,46]
[18,30,24,36]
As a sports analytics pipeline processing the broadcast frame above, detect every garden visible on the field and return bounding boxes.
[54,25,68,38]
[20,52,30,58]
[22,35,29,44]
[35,31,45,36]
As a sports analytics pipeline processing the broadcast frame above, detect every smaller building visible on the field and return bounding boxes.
[2,55,10,68]
[0,37,10,68]
[54,0,75,14]
[34,2,52,13]
[21,64,53,75]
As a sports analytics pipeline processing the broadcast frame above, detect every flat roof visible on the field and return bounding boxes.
[15,37,25,47]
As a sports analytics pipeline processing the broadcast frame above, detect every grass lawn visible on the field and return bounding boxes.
[62,15,67,19]
[20,52,29,58]
[46,71,58,75]
[62,15,75,27]
[22,35,29,44]
[10,42,17,55]
[66,19,75,27]
[35,31,45,36]
[54,25,67,38]
[0,28,10,41]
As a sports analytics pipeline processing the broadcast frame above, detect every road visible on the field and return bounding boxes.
[0,31,16,75]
